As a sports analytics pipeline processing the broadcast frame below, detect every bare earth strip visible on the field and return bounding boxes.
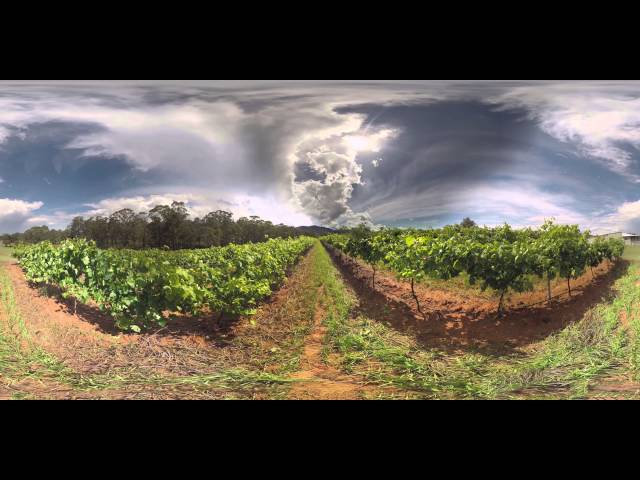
[287,286,373,400]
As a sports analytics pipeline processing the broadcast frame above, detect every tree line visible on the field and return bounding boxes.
[1,202,330,249]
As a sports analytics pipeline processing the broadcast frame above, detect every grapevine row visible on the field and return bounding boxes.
[14,237,315,331]
[323,221,624,314]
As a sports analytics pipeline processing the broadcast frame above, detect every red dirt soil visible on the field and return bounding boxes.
[287,287,375,400]
[0,246,326,397]
[2,262,269,377]
[325,245,627,352]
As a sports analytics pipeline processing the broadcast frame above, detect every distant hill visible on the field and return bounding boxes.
[294,226,338,236]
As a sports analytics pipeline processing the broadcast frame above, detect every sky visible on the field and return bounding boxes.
[1,80,640,234]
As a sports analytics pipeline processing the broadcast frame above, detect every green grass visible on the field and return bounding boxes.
[255,241,328,376]
[623,245,640,262]
[0,246,14,263]
[0,263,73,392]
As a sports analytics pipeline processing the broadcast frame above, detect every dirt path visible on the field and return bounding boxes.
[287,287,370,400]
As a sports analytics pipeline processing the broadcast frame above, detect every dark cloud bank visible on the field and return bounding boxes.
[1,80,640,234]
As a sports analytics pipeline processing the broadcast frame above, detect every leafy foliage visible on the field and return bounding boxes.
[324,221,625,312]
[14,237,314,332]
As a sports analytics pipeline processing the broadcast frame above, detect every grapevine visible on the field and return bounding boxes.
[14,237,314,332]
[323,222,624,315]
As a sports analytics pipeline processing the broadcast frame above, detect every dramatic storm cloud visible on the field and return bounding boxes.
[1,80,640,233]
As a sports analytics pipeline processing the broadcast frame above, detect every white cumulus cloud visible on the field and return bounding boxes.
[488,83,640,181]
[0,198,44,233]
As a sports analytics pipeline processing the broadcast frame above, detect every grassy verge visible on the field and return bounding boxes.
[623,245,640,262]
[319,243,640,399]
[0,246,14,263]
[234,241,327,378]
[0,264,74,396]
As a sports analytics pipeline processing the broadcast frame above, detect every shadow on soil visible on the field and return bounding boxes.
[30,282,244,345]
[325,245,629,357]
[11,249,309,347]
